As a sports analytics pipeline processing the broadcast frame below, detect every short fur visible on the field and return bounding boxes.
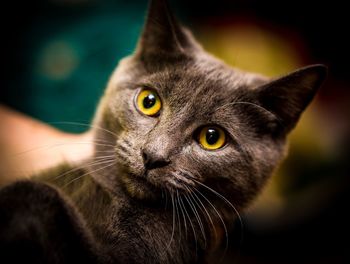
[0,0,327,263]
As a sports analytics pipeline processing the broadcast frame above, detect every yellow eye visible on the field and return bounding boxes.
[136,89,162,116]
[198,126,226,150]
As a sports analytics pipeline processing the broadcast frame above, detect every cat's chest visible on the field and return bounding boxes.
[68,178,200,263]
[91,201,192,263]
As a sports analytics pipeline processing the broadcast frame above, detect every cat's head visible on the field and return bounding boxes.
[92,0,326,215]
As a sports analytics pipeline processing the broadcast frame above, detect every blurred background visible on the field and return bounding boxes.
[1,0,349,263]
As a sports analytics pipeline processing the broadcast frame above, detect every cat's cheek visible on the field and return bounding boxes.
[114,148,144,177]
[123,95,159,131]
[186,142,231,177]
[190,142,236,163]
[134,117,157,131]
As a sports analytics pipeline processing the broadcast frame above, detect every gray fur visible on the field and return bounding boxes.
[1,0,327,263]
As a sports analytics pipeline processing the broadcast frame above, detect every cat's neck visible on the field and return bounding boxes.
[83,176,207,263]
[38,162,208,263]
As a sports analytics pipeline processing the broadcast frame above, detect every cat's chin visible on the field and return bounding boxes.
[119,172,162,203]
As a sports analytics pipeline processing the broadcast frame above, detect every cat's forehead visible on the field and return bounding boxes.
[143,56,262,115]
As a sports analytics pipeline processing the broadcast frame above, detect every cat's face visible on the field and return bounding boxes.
[96,54,276,206]
[91,0,326,216]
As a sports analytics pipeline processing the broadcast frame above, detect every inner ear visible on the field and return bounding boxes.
[255,64,327,133]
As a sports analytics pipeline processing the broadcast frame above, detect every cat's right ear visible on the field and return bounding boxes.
[136,0,198,59]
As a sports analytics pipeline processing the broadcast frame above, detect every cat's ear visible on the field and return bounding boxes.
[256,64,327,133]
[136,0,198,58]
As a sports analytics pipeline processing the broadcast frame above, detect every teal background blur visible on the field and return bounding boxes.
[4,0,150,132]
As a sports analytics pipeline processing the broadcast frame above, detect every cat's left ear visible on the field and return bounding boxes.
[136,0,199,58]
[256,64,327,133]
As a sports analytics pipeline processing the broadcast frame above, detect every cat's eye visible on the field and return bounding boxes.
[197,126,226,150]
[135,88,162,117]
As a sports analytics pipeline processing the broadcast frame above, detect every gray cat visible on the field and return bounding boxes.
[0,0,326,263]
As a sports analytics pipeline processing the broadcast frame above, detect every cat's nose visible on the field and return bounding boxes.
[141,149,170,170]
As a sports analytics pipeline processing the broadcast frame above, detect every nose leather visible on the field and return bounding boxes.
[142,149,170,170]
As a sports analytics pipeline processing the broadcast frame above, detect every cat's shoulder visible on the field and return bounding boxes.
[0,180,101,263]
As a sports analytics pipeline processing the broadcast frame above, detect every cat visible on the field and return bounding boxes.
[0,0,327,263]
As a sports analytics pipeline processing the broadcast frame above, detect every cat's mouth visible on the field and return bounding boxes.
[119,167,197,203]
[119,171,162,201]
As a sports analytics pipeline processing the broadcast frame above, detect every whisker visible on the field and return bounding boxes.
[89,138,116,144]
[85,142,116,148]
[183,192,207,248]
[175,190,182,243]
[179,194,198,260]
[166,192,176,251]
[63,161,116,188]
[13,141,116,158]
[164,189,169,209]
[193,187,229,262]
[94,149,116,153]
[192,179,244,247]
[186,185,217,242]
[48,121,118,138]
[93,155,116,160]
[53,158,115,181]
[177,193,188,240]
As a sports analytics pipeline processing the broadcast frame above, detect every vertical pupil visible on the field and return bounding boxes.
[206,128,219,145]
[143,93,156,109]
